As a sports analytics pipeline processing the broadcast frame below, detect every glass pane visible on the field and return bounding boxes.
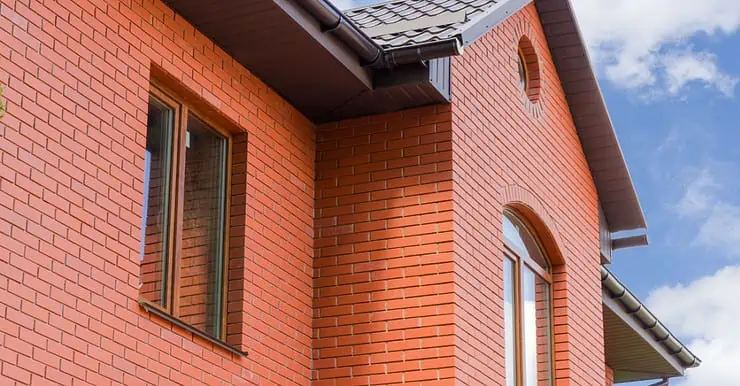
[518,51,527,90]
[504,258,517,386]
[140,96,174,308]
[177,114,228,338]
[522,267,552,386]
[503,212,548,271]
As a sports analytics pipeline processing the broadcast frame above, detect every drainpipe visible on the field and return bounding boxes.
[647,378,669,386]
[299,0,462,68]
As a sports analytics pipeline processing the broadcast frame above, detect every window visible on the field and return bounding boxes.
[517,48,528,92]
[516,36,541,106]
[140,86,231,341]
[503,210,553,386]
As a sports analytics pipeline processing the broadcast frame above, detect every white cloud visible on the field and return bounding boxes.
[675,169,719,216]
[694,203,740,255]
[674,168,740,257]
[647,266,740,385]
[571,0,740,97]
[662,51,739,96]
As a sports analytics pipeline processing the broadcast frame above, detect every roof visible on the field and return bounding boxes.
[344,0,504,49]
[342,0,648,234]
[601,266,700,382]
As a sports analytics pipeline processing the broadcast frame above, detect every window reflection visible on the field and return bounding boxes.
[140,97,174,308]
[503,210,553,386]
[177,114,228,338]
[503,212,549,271]
[505,257,517,386]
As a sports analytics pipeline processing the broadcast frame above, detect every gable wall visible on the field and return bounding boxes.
[450,4,604,385]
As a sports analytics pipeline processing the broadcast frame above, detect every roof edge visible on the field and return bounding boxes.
[601,266,701,370]
[299,0,464,69]
[299,0,382,64]
[541,0,647,233]
[459,0,533,46]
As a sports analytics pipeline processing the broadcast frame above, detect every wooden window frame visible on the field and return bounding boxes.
[139,82,237,353]
[518,47,529,92]
[503,211,555,386]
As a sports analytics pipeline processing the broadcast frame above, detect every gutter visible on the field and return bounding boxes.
[647,378,669,386]
[601,266,701,369]
[299,0,462,68]
[612,233,649,250]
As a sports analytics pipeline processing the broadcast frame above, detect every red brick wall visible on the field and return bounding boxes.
[450,4,603,386]
[1,0,608,385]
[605,365,614,386]
[313,107,456,385]
[0,0,315,384]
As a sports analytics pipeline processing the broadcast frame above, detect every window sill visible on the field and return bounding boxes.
[138,299,248,358]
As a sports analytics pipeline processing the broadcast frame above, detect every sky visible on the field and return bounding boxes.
[332,1,740,385]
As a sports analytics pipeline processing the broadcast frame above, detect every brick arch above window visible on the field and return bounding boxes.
[501,184,570,385]
[511,20,545,120]
[501,184,564,266]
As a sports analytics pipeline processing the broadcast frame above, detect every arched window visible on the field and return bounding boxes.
[503,210,553,386]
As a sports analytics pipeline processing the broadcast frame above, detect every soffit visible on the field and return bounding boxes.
[603,299,683,383]
[165,0,373,121]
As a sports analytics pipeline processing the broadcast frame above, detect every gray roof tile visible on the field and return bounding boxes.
[344,0,503,49]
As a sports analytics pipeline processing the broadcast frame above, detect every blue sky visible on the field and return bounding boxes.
[606,32,740,386]
[333,1,740,384]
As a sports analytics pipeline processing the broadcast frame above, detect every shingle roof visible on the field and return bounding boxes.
[344,0,503,49]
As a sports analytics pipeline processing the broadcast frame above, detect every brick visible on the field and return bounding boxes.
[1,2,607,386]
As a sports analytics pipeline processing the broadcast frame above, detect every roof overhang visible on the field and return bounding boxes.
[602,267,700,383]
[164,0,454,122]
[163,0,374,120]
[166,0,648,236]
[535,0,647,234]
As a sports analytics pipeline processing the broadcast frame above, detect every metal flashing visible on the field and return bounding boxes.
[459,0,532,46]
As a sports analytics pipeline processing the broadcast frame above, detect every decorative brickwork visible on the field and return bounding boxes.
[512,18,545,119]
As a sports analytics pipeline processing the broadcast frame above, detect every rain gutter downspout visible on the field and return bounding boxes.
[647,378,669,386]
[601,266,701,370]
[299,0,462,68]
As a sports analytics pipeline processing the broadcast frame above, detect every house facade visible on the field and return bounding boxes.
[0,0,697,385]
